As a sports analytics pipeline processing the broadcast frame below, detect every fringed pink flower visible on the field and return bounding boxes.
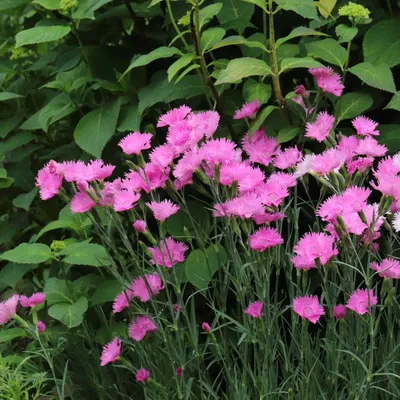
[148,237,188,268]
[242,129,279,166]
[70,191,97,214]
[100,337,121,366]
[118,132,152,155]
[173,150,202,187]
[244,300,264,318]
[149,144,176,168]
[293,295,325,323]
[199,138,239,168]
[305,112,335,142]
[146,199,180,221]
[346,289,377,315]
[37,320,46,333]
[112,191,140,212]
[333,305,347,320]
[249,227,283,251]
[157,105,192,128]
[309,67,344,96]
[85,160,115,181]
[0,294,19,325]
[234,100,260,119]
[133,220,147,232]
[129,316,157,341]
[224,193,265,219]
[36,162,63,200]
[371,258,400,279]
[136,368,150,382]
[273,147,302,169]
[19,292,46,308]
[356,137,387,157]
[131,273,165,302]
[352,116,379,136]
[311,148,345,175]
[187,110,220,138]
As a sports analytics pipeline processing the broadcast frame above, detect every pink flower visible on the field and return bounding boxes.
[266,172,296,189]
[244,300,264,318]
[0,294,19,325]
[292,96,314,116]
[292,233,338,270]
[187,110,220,138]
[317,195,343,223]
[129,316,157,341]
[356,137,387,157]
[202,322,211,332]
[352,116,379,136]
[112,290,134,313]
[273,147,302,169]
[346,157,374,174]
[85,160,115,181]
[61,161,86,182]
[234,100,260,119]
[341,204,383,236]
[305,112,335,142]
[337,135,359,162]
[100,337,121,366]
[346,289,378,315]
[309,67,344,96]
[370,175,400,199]
[136,368,150,382]
[199,139,239,167]
[176,367,183,377]
[131,273,165,302]
[254,182,289,208]
[242,129,279,166]
[37,320,46,333]
[249,227,283,251]
[112,190,141,212]
[294,154,316,178]
[133,220,147,232]
[19,292,45,308]
[173,150,202,186]
[371,258,400,279]
[224,193,265,219]
[311,148,345,175]
[173,304,183,313]
[149,144,176,168]
[253,211,285,225]
[333,305,347,320]
[70,191,97,214]
[341,186,371,213]
[129,163,170,193]
[36,162,63,200]
[148,237,188,268]
[157,105,192,127]
[294,85,309,96]
[293,295,325,323]
[166,121,192,154]
[393,212,400,232]
[118,132,152,155]
[146,199,180,221]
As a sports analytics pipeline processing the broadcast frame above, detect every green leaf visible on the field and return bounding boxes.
[0,243,52,264]
[279,57,323,73]
[385,92,400,112]
[248,105,279,138]
[209,35,268,53]
[15,24,71,48]
[0,263,37,289]
[95,323,127,344]
[61,242,112,267]
[91,280,123,306]
[243,79,272,104]
[274,0,318,19]
[334,92,373,122]
[175,64,201,83]
[200,28,226,53]
[185,245,227,289]
[48,297,88,328]
[0,113,24,139]
[317,0,336,18]
[0,328,27,343]
[0,0,30,11]
[215,57,271,85]
[44,277,73,305]
[335,24,357,43]
[121,47,182,79]
[32,0,61,9]
[199,3,223,29]
[0,92,23,101]
[167,54,196,82]
[276,26,328,48]
[74,97,121,158]
[117,103,141,132]
[0,168,6,179]
[217,0,254,25]
[305,39,347,68]
[0,132,35,154]
[0,177,15,189]
[277,126,301,143]
[363,19,400,68]
[72,0,113,19]
[241,0,266,12]
[277,44,300,62]
[379,125,400,152]
[348,62,396,93]
[12,188,38,212]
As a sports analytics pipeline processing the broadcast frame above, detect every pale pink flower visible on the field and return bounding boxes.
[100,337,121,366]
[36,163,63,200]
[19,292,45,308]
[166,121,192,154]
[112,290,134,313]
[176,367,183,377]
[112,191,140,212]
[118,132,152,155]
[148,237,188,268]
[244,300,264,318]
[333,305,347,320]
[292,233,338,270]
[293,295,325,323]
[341,187,371,213]
[352,116,379,136]
[375,157,400,178]
[311,148,345,175]
[146,199,180,221]
[305,112,335,142]
[129,316,157,341]
[234,100,260,119]
[224,193,265,219]
[309,67,344,96]
[249,227,283,251]
[70,191,97,214]
[346,289,378,315]
[317,195,343,223]
[242,129,279,166]
[85,160,115,181]
[253,211,285,225]
[371,258,400,279]
[202,322,211,332]
[0,294,19,325]
[370,175,400,199]
[337,135,359,162]
[346,156,374,174]
[149,144,176,168]
[173,150,202,186]
[266,172,297,189]
[199,139,239,167]
[61,161,86,182]
[133,220,147,232]
[273,147,302,169]
[294,154,316,178]
[187,110,220,138]
[157,105,192,127]
[393,212,400,232]
[220,163,265,194]
[130,163,170,193]
[213,203,228,217]
[356,137,387,157]
[136,368,150,382]
[341,204,383,236]
[254,182,289,208]
[37,320,46,333]
[131,273,165,302]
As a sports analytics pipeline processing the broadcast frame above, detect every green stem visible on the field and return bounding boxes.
[342,40,352,84]
[70,17,91,73]
[165,0,189,50]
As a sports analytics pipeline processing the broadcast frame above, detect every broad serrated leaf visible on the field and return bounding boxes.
[0,113,24,139]
[363,19,400,67]
[279,57,323,73]
[0,243,52,264]
[72,0,113,19]
[0,92,23,101]
[335,24,357,43]
[217,0,254,25]
[215,57,271,85]
[117,103,141,132]
[277,126,300,143]
[0,133,36,154]
[168,54,195,82]
[277,44,300,62]
[209,35,268,53]
[243,79,272,104]
[305,39,347,68]
[317,0,336,18]
[199,3,223,29]
[274,0,318,19]
[379,125,400,152]
[276,26,328,48]
[334,92,373,122]
[61,242,112,267]
[91,280,123,306]
[200,28,226,53]
[32,0,61,9]
[348,62,396,93]
[0,0,30,10]
[44,277,73,305]
[15,24,71,48]
[74,98,121,158]
[12,188,38,211]
[248,105,279,138]
[48,297,88,328]
[385,92,400,112]
[0,328,27,343]
[0,263,37,289]
[241,0,266,11]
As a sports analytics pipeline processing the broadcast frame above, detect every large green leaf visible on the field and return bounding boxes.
[167,54,196,82]
[200,28,226,53]
[15,24,71,47]
[0,243,52,264]
[317,0,337,18]
[0,0,30,10]
[61,242,112,267]
[276,26,328,48]
[363,19,400,68]
[274,0,318,19]
[0,263,37,289]
[305,39,347,68]
[74,97,121,158]
[0,132,35,154]
[385,92,400,112]
[277,126,300,143]
[199,3,223,29]
[215,58,271,85]
[248,105,279,138]
[12,188,38,212]
[348,62,396,93]
[48,297,88,328]
[44,277,73,305]
[32,0,61,9]
[185,245,227,289]
[335,24,357,44]
[91,280,123,306]
[334,92,373,122]
[209,35,268,53]
[0,92,23,101]
[243,79,272,105]
[117,103,141,132]
[0,113,24,139]
[0,328,27,343]
[279,57,323,73]
[379,125,400,153]
[217,0,254,24]
[72,0,113,19]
